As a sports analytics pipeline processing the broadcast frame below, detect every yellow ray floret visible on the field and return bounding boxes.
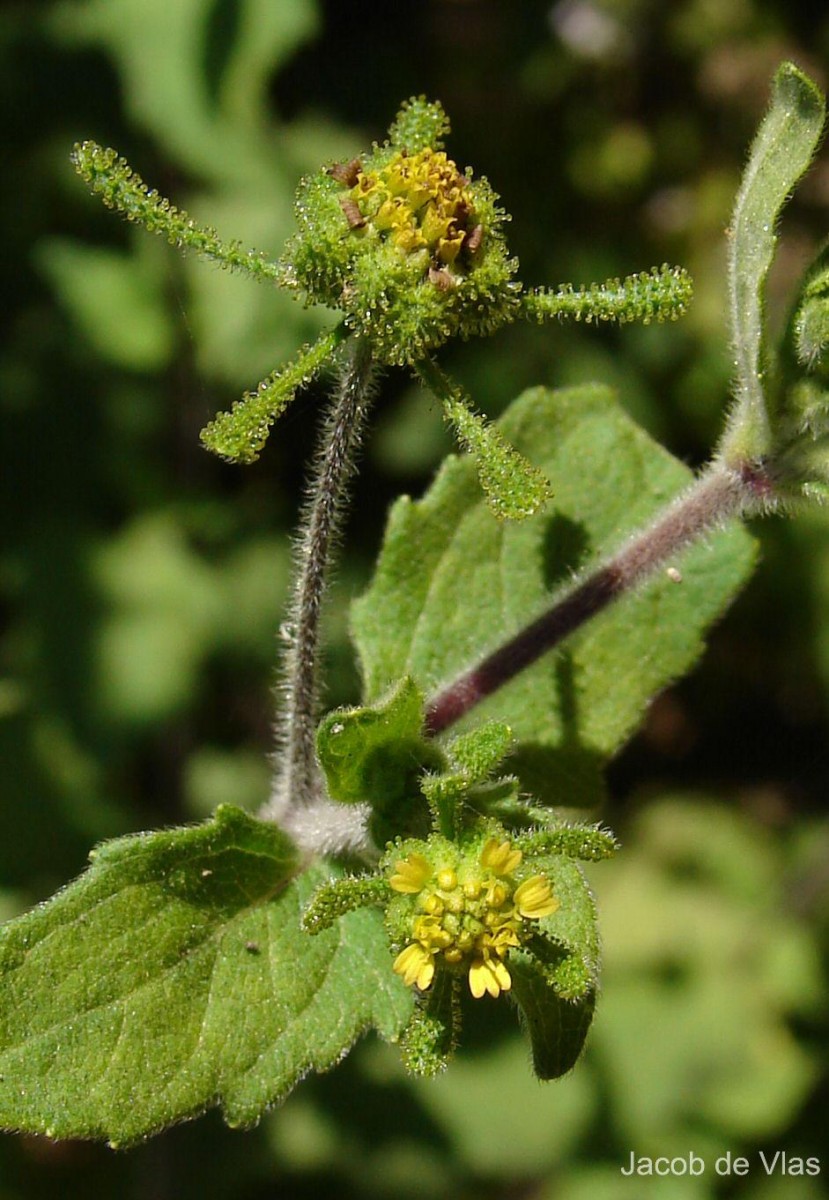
[479,837,523,876]
[513,875,560,919]
[469,956,512,999]
[393,942,436,990]
[389,853,432,894]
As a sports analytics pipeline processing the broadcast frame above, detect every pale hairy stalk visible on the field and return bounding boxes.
[263,337,375,836]
[273,451,776,857]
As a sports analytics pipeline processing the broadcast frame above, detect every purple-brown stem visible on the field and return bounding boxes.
[425,460,773,736]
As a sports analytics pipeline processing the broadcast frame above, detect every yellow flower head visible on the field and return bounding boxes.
[386,834,559,999]
[285,96,519,368]
[348,148,480,272]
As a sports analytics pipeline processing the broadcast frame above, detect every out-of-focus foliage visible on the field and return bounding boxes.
[2,0,829,1196]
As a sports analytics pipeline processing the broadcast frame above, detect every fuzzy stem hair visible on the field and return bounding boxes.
[263,337,376,829]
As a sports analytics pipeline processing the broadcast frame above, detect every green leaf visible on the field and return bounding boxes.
[509,851,602,1078]
[316,676,435,806]
[509,957,595,1080]
[352,384,756,806]
[724,62,825,460]
[0,806,411,1145]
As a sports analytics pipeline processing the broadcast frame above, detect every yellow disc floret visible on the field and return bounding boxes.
[348,148,481,272]
[388,834,559,1000]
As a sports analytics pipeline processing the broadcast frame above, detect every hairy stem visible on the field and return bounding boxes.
[425,458,775,736]
[266,337,375,820]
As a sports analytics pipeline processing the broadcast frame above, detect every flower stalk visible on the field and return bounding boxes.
[268,337,376,817]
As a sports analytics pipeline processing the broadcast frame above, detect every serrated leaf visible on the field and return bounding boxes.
[509,851,600,1078]
[352,384,756,805]
[509,957,595,1080]
[0,806,411,1145]
[726,62,825,456]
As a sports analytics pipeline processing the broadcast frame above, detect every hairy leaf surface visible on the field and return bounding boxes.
[0,806,411,1145]
[727,62,825,455]
[353,385,756,805]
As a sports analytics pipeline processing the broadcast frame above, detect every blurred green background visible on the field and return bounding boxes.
[3,0,829,1196]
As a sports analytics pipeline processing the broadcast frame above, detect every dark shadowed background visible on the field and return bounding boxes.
[2,1,829,1196]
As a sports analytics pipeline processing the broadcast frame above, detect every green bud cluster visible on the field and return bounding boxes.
[281,97,520,366]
